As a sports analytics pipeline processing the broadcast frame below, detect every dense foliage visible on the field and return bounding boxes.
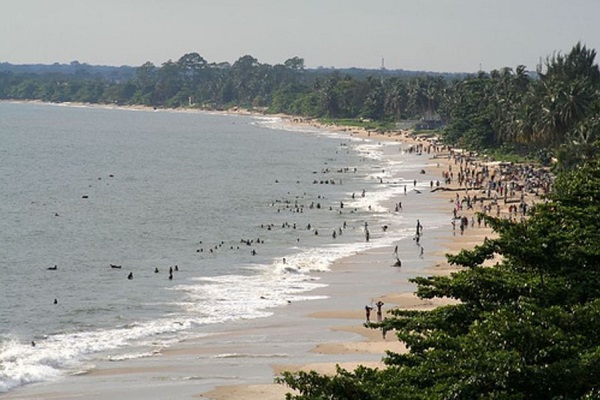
[0,54,448,121]
[1,43,599,161]
[442,43,600,167]
[276,158,600,399]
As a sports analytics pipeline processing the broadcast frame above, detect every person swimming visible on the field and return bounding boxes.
[127,272,133,280]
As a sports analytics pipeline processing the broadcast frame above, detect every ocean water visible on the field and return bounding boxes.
[0,102,438,393]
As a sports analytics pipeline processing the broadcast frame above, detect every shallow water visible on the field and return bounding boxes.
[0,102,441,393]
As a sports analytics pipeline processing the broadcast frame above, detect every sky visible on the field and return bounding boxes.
[2,0,599,73]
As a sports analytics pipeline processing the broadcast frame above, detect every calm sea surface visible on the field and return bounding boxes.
[0,102,432,393]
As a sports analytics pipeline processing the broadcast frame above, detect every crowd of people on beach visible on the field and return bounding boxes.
[363,133,554,334]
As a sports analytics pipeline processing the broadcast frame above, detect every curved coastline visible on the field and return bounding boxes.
[202,125,543,399]
[0,100,541,399]
[199,134,481,400]
[0,102,431,398]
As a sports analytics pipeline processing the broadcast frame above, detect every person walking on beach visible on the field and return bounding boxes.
[365,305,374,323]
[375,301,384,322]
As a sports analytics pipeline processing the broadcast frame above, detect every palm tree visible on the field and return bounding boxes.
[381,78,403,121]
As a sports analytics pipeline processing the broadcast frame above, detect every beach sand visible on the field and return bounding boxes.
[199,128,505,399]
[2,108,523,399]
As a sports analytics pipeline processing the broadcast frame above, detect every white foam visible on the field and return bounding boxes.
[106,351,158,362]
[0,317,210,392]
[252,116,328,136]
[354,142,385,161]
[252,116,367,144]
[0,337,64,392]
[0,110,447,395]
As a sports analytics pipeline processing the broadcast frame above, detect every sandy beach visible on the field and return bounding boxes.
[1,104,541,399]
[199,126,519,399]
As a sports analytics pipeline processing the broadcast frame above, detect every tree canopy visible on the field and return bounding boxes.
[1,43,599,163]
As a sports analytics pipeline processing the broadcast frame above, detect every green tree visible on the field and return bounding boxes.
[154,60,183,106]
[443,75,496,149]
[284,56,305,72]
[383,78,409,121]
[132,61,158,105]
[230,55,261,106]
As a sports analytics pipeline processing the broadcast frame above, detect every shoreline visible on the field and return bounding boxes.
[1,102,435,399]
[199,132,497,399]
[202,120,544,399]
[1,101,543,399]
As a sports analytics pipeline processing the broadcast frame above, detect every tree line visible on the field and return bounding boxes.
[1,43,599,163]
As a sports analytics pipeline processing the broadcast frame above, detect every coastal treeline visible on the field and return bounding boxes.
[0,43,598,162]
[277,156,600,399]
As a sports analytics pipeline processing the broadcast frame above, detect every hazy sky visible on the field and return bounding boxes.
[2,0,599,73]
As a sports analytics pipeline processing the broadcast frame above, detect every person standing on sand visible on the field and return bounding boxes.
[375,301,384,322]
[365,305,374,323]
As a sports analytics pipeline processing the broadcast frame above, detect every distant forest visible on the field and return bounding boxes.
[1,43,599,167]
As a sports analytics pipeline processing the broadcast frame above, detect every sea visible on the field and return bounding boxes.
[0,102,443,394]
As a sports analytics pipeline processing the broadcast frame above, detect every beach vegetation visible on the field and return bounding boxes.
[276,157,600,398]
[317,118,396,132]
[0,43,598,166]
[441,43,600,167]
